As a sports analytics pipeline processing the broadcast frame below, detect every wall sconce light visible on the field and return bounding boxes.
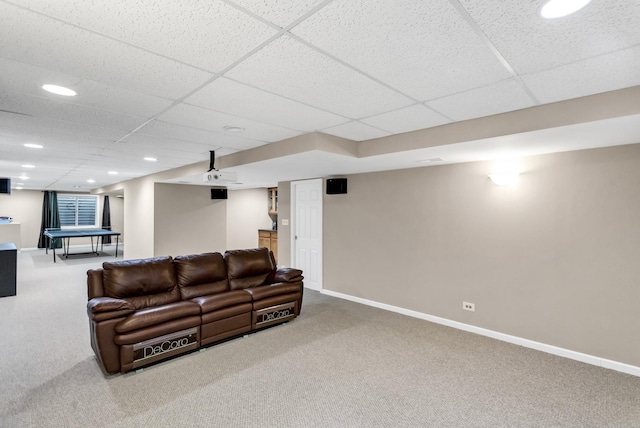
[489,173,520,186]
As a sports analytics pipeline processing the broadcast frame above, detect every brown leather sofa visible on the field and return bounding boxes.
[86,248,303,374]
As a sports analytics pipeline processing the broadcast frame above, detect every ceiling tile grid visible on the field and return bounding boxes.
[0,0,638,191]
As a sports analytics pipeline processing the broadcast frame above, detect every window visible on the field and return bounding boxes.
[58,194,99,228]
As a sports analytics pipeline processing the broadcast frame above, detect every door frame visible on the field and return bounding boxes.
[290,178,323,291]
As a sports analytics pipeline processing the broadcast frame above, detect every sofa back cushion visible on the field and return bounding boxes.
[174,252,229,299]
[102,256,180,309]
[224,248,275,290]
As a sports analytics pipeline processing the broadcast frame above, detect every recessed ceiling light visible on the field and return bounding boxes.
[16,182,24,186]
[417,158,444,163]
[539,0,591,18]
[22,164,35,168]
[42,84,77,96]
[108,171,119,175]
[87,179,95,183]
[223,126,244,133]
[19,175,29,180]
[74,186,81,189]
[24,143,43,149]
[14,187,23,190]
[144,157,157,162]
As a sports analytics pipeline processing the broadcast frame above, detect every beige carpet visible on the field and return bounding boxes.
[1,248,639,427]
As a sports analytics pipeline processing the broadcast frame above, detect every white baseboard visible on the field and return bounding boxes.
[320,289,640,378]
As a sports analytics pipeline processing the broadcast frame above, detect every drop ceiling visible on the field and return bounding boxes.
[1,0,639,192]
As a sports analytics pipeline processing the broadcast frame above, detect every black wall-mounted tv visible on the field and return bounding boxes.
[0,178,11,195]
[211,188,228,200]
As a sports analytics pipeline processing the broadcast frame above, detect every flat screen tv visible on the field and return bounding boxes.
[0,178,10,194]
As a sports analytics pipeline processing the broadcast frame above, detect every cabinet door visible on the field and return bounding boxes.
[270,233,278,264]
[259,231,271,249]
[268,187,278,215]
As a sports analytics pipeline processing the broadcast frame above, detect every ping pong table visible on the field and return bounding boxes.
[43,228,121,263]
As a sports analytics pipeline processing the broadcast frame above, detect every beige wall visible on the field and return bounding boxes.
[124,177,155,259]
[276,182,291,266]
[153,183,227,256]
[317,144,640,367]
[0,190,124,249]
[0,190,42,248]
[226,188,273,250]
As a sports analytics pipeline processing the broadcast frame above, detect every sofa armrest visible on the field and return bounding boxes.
[267,268,303,284]
[244,282,302,301]
[87,297,135,322]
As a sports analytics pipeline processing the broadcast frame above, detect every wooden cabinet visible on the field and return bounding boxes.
[258,229,278,263]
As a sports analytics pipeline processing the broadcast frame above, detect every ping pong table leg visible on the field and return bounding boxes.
[115,236,119,258]
[63,237,70,258]
[90,236,97,256]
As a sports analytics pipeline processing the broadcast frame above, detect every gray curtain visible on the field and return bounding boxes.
[101,195,112,244]
[38,191,61,248]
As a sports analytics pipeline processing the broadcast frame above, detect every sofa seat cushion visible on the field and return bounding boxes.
[114,316,201,346]
[192,290,252,313]
[202,303,253,324]
[115,301,201,334]
[243,282,302,301]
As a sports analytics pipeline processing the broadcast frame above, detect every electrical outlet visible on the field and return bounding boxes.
[463,301,475,312]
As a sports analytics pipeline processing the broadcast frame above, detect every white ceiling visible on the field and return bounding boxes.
[1,0,640,192]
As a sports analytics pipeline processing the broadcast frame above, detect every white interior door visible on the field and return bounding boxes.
[291,179,323,291]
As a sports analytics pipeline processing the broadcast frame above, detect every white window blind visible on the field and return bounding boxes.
[59,195,98,228]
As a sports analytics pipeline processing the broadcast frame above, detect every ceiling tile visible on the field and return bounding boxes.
[0,112,128,144]
[230,0,328,27]
[122,133,215,156]
[0,3,213,99]
[427,79,536,122]
[0,91,148,132]
[156,103,303,142]
[460,0,640,75]
[14,0,278,72]
[321,121,390,141]
[0,58,175,118]
[225,34,415,118]
[361,104,451,134]
[291,0,512,101]
[523,46,640,104]
[185,77,349,131]
[137,120,265,151]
